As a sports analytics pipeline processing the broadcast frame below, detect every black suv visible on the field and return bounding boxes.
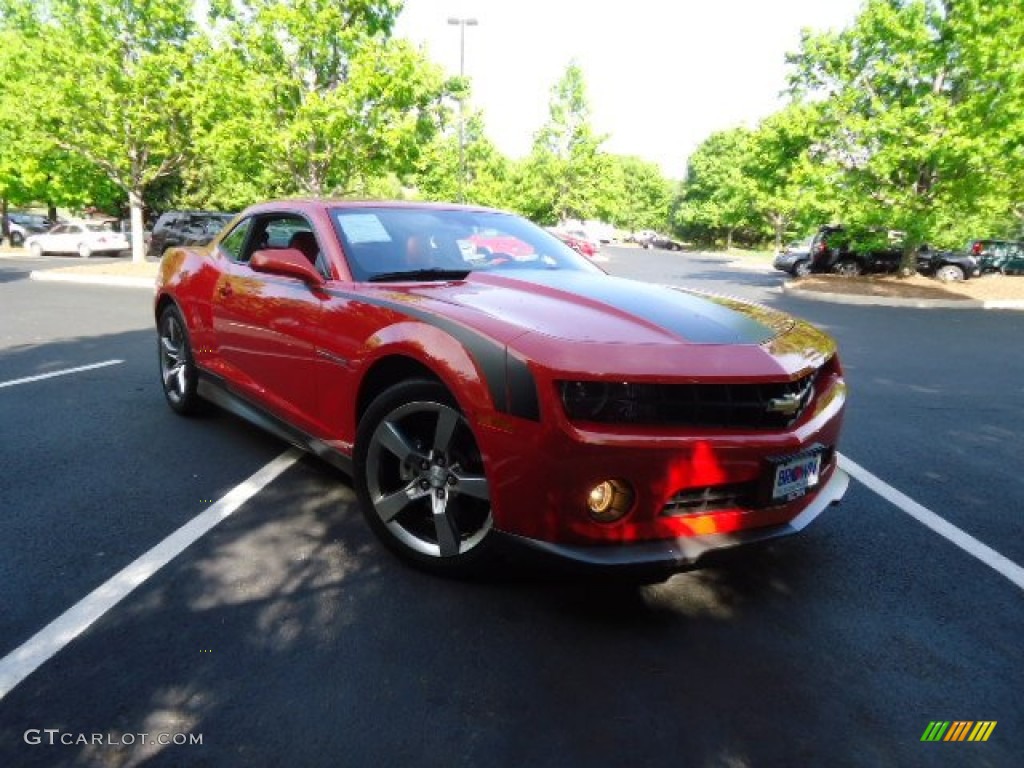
[808,225,905,276]
[915,245,982,281]
[148,210,235,258]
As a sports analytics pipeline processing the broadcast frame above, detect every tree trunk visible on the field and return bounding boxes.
[726,228,734,250]
[129,188,146,263]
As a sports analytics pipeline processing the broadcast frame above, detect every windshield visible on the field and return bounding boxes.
[329,206,602,282]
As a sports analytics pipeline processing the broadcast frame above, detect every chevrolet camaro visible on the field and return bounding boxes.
[156,200,848,577]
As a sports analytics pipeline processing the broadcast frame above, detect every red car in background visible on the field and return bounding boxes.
[156,200,848,578]
[547,227,600,259]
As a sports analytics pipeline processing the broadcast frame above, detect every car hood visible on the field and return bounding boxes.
[392,268,796,344]
[365,269,835,378]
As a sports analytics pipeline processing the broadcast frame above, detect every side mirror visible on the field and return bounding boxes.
[250,248,325,286]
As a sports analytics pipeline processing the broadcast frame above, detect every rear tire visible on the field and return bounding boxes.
[78,243,92,259]
[793,260,811,277]
[158,305,205,416]
[354,379,494,576]
[30,242,44,258]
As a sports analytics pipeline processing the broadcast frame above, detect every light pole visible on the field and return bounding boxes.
[447,16,477,203]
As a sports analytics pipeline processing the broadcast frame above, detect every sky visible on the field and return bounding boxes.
[394,0,865,180]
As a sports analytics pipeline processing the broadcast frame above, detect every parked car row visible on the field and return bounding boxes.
[2,211,57,246]
[25,221,131,258]
[773,226,1024,281]
[631,230,684,251]
[3,208,236,259]
[148,210,236,258]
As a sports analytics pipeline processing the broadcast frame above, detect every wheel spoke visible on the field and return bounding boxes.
[432,407,459,455]
[375,480,423,523]
[376,420,421,464]
[163,363,182,389]
[451,471,489,501]
[431,491,460,557]
[161,336,179,357]
[175,364,187,394]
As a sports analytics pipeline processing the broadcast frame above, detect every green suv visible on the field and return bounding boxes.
[970,240,1024,275]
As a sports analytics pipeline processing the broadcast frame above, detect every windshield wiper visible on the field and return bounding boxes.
[368,268,471,283]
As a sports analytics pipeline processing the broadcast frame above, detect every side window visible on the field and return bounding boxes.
[219,219,253,262]
[249,214,322,271]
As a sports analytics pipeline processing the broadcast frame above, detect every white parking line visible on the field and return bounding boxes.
[0,360,124,390]
[0,448,301,701]
[840,454,1024,590]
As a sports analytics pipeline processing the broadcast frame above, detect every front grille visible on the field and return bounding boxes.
[662,447,835,516]
[560,371,817,430]
[662,482,759,515]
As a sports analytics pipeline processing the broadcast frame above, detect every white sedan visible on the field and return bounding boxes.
[26,221,130,258]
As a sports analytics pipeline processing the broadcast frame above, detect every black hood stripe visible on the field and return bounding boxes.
[493,270,777,345]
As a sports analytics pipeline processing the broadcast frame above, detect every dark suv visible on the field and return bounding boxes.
[914,244,984,281]
[808,225,904,276]
[148,211,235,258]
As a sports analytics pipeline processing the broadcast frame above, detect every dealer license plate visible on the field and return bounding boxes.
[771,450,822,502]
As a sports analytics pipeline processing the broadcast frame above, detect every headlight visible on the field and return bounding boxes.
[560,381,638,421]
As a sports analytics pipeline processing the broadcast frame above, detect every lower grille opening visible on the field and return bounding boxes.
[662,482,759,516]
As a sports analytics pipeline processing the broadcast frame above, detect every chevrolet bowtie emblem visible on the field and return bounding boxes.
[766,393,804,415]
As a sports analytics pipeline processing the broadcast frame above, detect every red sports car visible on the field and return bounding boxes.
[156,200,848,577]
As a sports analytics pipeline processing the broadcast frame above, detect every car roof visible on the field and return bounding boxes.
[242,199,506,217]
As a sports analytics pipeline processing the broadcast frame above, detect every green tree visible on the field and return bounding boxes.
[745,103,837,252]
[599,155,674,232]
[185,0,452,207]
[413,112,511,208]
[675,128,758,248]
[519,62,608,224]
[2,0,200,261]
[787,0,1024,252]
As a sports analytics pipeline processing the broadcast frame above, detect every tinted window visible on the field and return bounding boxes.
[219,219,253,262]
[329,207,599,282]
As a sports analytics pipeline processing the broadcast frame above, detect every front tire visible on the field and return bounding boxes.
[793,259,811,277]
[11,231,24,247]
[158,305,204,415]
[30,242,44,258]
[78,243,92,259]
[935,264,965,282]
[354,380,494,576]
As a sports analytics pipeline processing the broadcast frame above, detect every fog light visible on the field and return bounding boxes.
[586,479,634,523]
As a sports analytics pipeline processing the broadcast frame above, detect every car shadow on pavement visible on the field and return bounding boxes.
[0,433,844,768]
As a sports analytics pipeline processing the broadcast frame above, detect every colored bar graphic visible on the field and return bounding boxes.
[969,722,997,742]
[945,721,972,741]
[921,721,996,742]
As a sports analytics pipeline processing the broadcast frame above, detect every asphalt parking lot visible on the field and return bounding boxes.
[0,248,1021,767]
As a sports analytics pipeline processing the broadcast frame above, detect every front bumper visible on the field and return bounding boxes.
[497,466,849,577]
[772,253,806,272]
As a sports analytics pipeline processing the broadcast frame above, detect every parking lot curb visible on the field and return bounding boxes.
[29,270,154,289]
[782,281,1024,311]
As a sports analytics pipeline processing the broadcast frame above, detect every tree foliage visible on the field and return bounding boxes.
[517,62,611,224]
[1,0,200,260]
[186,0,452,207]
